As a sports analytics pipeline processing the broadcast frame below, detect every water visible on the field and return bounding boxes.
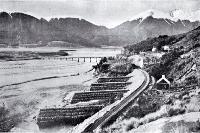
[0,47,121,132]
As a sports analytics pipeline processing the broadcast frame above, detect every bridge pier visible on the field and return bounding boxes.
[42,57,102,62]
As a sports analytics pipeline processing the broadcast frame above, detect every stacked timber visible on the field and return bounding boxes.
[97,77,131,83]
[71,90,129,104]
[37,75,133,129]
[37,105,104,128]
[90,86,125,91]
[91,82,131,87]
[90,82,131,91]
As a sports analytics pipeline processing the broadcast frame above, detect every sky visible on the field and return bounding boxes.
[0,0,200,28]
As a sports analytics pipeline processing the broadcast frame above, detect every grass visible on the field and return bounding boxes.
[103,88,200,133]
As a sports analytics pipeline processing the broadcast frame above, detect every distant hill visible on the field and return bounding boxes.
[125,25,200,53]
[125,25,200,82]
[0,10,200,47]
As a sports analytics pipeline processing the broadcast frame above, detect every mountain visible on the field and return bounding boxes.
[109,9,200,45]
[0,10,200,47]
[128,9,200,22]
[0,12,109,47]
[131,9,174,21]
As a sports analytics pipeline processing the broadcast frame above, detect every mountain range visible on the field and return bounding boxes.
[0,9,200,47]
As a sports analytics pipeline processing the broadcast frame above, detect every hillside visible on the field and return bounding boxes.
[125,26,200,53]
[125,25,200,82]
[101,26,200,133]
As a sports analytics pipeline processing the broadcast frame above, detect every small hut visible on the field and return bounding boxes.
[156,75,171,89]
[162,45,170,52]
[152,46,157,52]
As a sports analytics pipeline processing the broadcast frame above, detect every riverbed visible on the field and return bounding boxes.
[0,47,121,132]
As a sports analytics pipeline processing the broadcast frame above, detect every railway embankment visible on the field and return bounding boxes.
[36,65,152,132]
[73,69,152,133]
[36,63,143,129]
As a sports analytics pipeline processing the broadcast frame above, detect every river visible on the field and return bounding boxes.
[0,47,121,132]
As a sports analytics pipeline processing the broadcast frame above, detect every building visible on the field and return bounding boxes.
[162,45,170,52]
[156,75,171,89]
[152,46,157,52]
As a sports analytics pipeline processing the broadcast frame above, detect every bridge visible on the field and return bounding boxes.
[41,56,104,62]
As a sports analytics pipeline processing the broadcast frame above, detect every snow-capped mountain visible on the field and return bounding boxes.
[108,9,200,45]
[130,9,200,22]
[131,9,174,22]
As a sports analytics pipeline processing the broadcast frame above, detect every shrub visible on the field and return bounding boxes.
[0,104,22,132]
[109,62,134,76]
[190,120,200,132]
[0,105,9,118]
[167,108,186,117]
[147,50,184,80]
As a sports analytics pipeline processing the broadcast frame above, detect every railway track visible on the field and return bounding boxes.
[75,69,151,133]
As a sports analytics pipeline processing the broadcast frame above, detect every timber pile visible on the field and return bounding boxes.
[97,77,131,83]
[90,82,131,91]
[37,74,132,128]
[37,105,104,128]
[71,90,129,104]
[90,86,125,91]
[91,82,131,87]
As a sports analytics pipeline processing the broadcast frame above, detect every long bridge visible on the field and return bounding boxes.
[41,56,104,62]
